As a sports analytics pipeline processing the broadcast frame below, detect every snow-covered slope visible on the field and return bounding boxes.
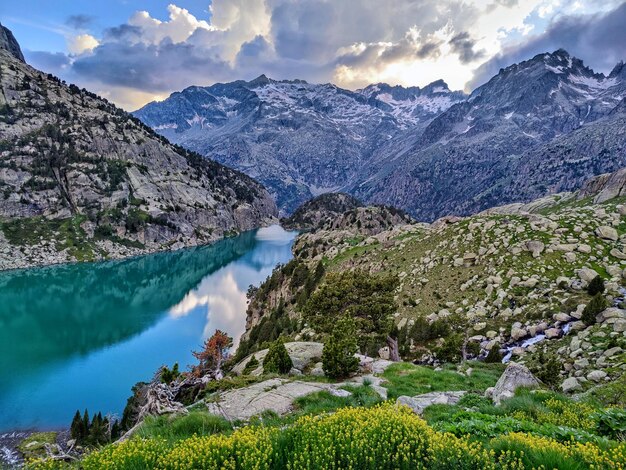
[135,50,626,220]
[134,76,466,213]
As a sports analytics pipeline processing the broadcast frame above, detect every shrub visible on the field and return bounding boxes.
[587,275,605,296]
[242,355,259,375]
[304,270,398,350]
[595,408,626,440]
[582,293,609,326]
[436,334,463,363]
[160,363,180,385]
[322,316,360,379]
[528,351,561,388]
[485,345,502,363]
[137,412,232,442]
[68,402,626,470]
[263,339,293,374]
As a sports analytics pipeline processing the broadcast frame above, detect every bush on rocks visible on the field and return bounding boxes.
[263,339,293,374]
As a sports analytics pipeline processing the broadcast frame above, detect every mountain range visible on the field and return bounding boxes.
[135,50,626,220]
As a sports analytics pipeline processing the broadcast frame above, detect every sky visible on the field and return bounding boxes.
[1,0,625,110]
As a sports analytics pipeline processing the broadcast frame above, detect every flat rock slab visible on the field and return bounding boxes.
[206,378,351,421]
[397,391,466,415]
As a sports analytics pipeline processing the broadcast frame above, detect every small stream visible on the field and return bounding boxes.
[501,286,626,363]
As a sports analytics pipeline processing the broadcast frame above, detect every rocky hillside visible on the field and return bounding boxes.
[134,76,466,213]
[136,50,625,221]
[353,50,626,220]
[240,168,626,395]
[0,25,277,270]
[281,193,363,230]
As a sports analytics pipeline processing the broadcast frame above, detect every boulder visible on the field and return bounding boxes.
[561,377,582,393]
[397,391,466,415]
[525,240,545,258]
[610,248,626,260]
[231,342,324,375]
[577,268,599,283]
[596,226,618,241]
[545,328,561,339]
[586,370,608,382]
[489,362,541,404]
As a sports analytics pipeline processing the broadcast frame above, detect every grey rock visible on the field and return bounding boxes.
[490,362,541,404]
[397,391,466,415]
[586,370,608,382]
[596,226,619,241]
[561,377,582,393]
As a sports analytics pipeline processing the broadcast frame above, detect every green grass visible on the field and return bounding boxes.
[17,432,57,460]
[381,361,505,400]
[135,411,232,443]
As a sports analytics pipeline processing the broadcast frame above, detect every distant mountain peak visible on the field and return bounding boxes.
[609,61,626,79]
[0,23,25,62]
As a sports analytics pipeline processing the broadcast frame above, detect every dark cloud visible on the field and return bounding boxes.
[468,2,626,89]
[449,32,485,64]
[71,41,232,92]
[102,24,143,42]
[416,41,442,59]
[237,35,272,59]
[65,14,94,30]
[24,50,71,73]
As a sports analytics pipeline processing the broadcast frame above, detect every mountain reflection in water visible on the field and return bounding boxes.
[0,225,296,431]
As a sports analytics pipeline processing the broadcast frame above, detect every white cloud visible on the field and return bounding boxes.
[66,33,99,54]
[128,4,213,44]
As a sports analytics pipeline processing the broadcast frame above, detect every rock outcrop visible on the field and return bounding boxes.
[0,22,24,62]
[487,363,540,404]
[281,193,364,230]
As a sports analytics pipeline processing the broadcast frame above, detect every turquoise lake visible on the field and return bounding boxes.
[0,225,296,431]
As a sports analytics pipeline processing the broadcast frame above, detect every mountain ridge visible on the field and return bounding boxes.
[0,24,277,270]
[135,48,626,220]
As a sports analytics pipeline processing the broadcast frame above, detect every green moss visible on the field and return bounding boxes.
[17,432,57,460]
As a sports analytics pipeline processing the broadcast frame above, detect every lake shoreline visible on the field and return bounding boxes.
[0,218,279,273]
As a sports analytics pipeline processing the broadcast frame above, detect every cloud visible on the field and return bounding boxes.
[72,40,232,92]
[67,33,99,54]
[468,2,626,89]
[24,50,71,73]
[21,0,624,109]
[448,32,486,64]
[65,14,94,30]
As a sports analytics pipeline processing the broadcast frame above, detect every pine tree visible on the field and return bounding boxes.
[192,330,233,378]
[587,275,605,296]
[485,345,502,363]
[582,293,609,325]
[322,316,360,379]
[70,410,85,442]
[82,409,90,439]
[263,339,293,374]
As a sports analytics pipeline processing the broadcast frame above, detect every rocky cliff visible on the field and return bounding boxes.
[0,24,277,270]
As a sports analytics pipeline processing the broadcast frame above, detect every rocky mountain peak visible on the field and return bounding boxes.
[609,61,626,79]
[0,23,25,62]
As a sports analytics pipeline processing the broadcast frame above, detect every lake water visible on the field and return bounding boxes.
[0,225,296,431]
